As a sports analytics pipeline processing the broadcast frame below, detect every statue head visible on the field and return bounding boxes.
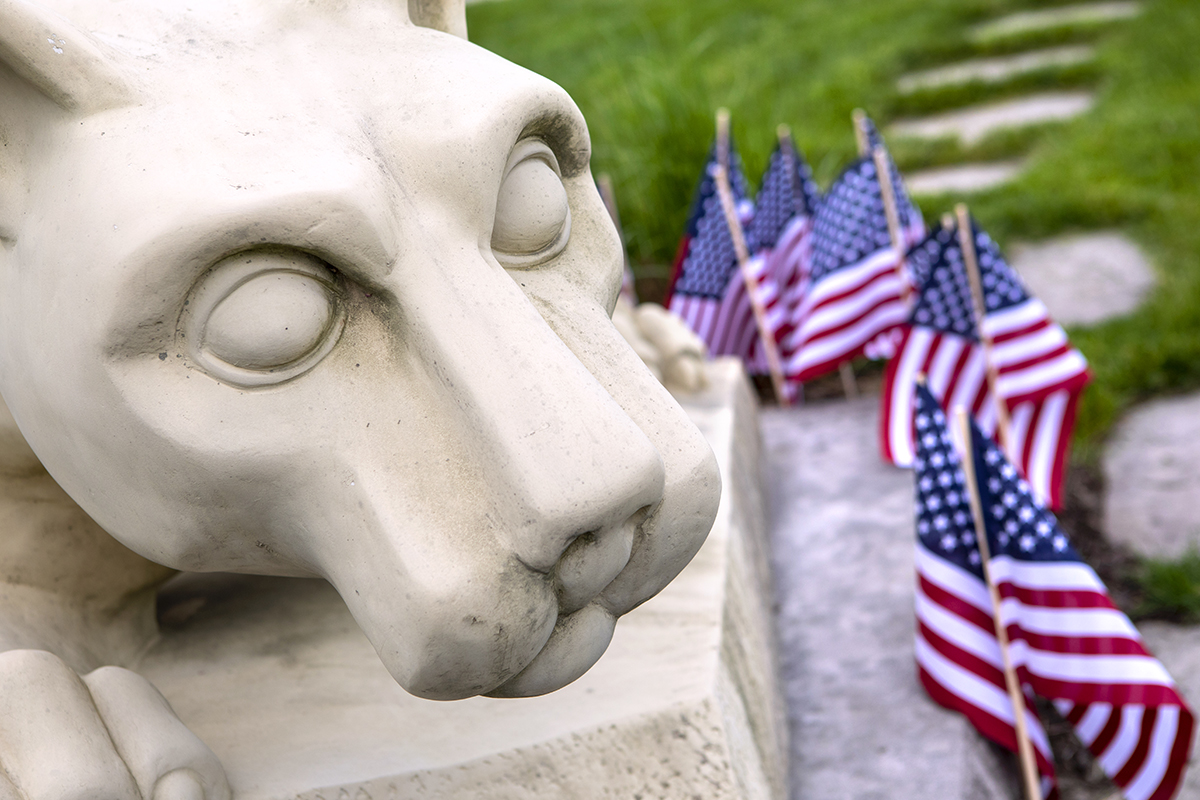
[0,0,719,699]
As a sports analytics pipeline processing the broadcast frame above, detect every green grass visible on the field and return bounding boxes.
[1136,552,1200,622]
[887,60,1101,117]
[889,123,1060,172]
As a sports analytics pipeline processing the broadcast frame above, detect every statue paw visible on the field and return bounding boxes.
[0,650,229,800]
[613,297,709,394]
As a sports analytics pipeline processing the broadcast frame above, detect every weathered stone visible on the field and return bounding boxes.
[1104,394,1200,560]
[762,397,1019,800]
[971,2,1142,42]
[1009,232,1156,326]
[139,359,786,799]
[897,46,1095,94]
[906,160,1025,196]
[890,92,1094,145]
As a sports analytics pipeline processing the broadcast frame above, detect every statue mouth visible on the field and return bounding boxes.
[486,509,645,697]
[485,602,617,697]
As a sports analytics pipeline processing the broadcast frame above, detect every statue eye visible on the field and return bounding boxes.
[180,250,345,387]
[490,139,571,267]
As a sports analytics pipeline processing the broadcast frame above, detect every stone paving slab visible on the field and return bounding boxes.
[897,46,1095,94]
[890,91,1094,145]
[970,2,1142,42]
[1104,393,1200,560]
[906,160,1025,196]
[762,398,1018,800]
[1009,231,1156,327]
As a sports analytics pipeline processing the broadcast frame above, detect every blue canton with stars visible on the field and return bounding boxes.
[971,221,1030,315]
[970,417,1080,563]
[808,145,921,284]
[908,222,979,340]
[913,382,985,578]
[673,140,753,300]
[913,384,1081,575]
[746,138,821,253]
[907,216,1032,340]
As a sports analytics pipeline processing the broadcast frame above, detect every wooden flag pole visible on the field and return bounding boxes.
[852,108,871,157]
[955,203,1013,458]
[713,108,791,405]
[596,173,622,235]
[871,145,912,305]
[776,123,805,403]
[852,110,911,306]
[954,406,1043,800]
[597,173,634,300]
[833,110,882,399]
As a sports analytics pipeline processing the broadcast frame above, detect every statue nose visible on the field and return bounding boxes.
[402,246,667,581]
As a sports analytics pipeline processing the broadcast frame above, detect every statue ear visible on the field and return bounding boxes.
[0,0,133,113]
[408,0,468,40]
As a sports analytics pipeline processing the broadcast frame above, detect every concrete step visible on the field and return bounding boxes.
[897,45,1095,94]
[970,1,1142,43]
[905,160,1025,195]
[890,91,1094,145]
[763,398,1019,800]
[1009,231,1156,327]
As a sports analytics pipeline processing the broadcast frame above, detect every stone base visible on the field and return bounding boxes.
[139,358,785,800]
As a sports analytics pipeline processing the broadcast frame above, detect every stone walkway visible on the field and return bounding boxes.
[1008,231,1156,327]
[904,160,1025,196]
[892,91,1095,147]
[892,1,1138,195]
[896,46,1095,95]
[969,2,1142,43]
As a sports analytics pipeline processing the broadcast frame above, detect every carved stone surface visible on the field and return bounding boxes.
[137,359,783,799]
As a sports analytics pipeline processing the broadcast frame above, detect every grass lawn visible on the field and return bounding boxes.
[468,0,1200,613]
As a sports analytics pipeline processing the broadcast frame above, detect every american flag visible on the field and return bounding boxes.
[666,140,759,360]
[881,217,1090,509]
[781,140,925,382]
[912,383,1194,800]
[743,137,822,399]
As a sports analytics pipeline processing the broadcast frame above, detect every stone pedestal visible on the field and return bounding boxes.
[138,358,785,800]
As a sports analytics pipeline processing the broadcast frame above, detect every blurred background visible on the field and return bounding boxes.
[468,0,1200,624]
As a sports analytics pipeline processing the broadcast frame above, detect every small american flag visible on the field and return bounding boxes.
[666,140,759,360]
[743,137,822,399]
[881,217,1090,509]
[782,137,924,382]
[913,383,1194,800]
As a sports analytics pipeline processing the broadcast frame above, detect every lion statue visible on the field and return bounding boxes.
[0,0,721,795]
